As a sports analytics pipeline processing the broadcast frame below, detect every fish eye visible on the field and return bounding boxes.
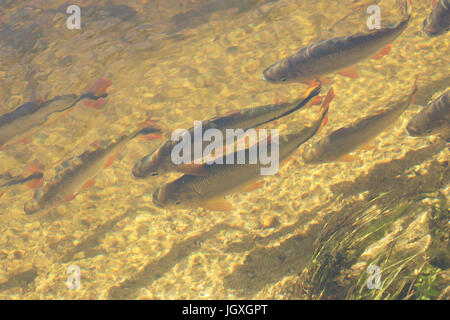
[280,77,287,82]
[151,172,158,176]
[175,200,181,205]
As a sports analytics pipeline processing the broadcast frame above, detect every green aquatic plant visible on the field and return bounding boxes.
[306,191,448,300]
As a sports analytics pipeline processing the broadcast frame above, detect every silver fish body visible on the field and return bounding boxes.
[423,0,450,37]
[152,96,330,210]
[262,14,409,83]
[133,84,321,178]
[303,84,417,163]
[24,126,160,214]
[406,90,449,137]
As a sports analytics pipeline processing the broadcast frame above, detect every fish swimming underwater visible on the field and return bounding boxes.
[132,82,322,178]
[303,79,418,163]
[262,1,411,83]
[406,89,449,138]
[423,0,450,37]
[24,124,161,215]
[0,78,112,148]
[0,161,44,199]
[152,88,334,211]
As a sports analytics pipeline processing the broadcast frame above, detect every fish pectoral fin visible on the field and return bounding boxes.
[178,163,208,176]
[337,67,359,79]
[137,132,164,141]
[63,193,78,202]
[104,152,120,169]
[15,136,32,145]
[82,179,95,190]
[281,151,297,168]
[336,154,360,162]
[308,96,323,108]
[202,199,233,211]
[317,77,333,85]
[372,44,393,60]
[240,182,263,193]
[25,177,44,189]
[83,98,106,109]
[85,77,112,97]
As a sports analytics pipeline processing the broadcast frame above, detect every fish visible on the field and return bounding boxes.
[152,88,334,211]
[0,78,112,148]
[262,1,411,83]
[303,79,418,164]
[0,160,44,199]
[423,0,450,37]
[406,89,449,138]
[24,123,161,215]
[132,82,322,178]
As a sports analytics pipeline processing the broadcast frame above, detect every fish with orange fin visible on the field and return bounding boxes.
[152,88,334,211]
[303,79,418,164]
[423,0,449,37]
[0,78,111,148]
[24,124,161,215]
[132,82,322,178]
[0,160,44,197]
[262,1,411,84]
[406,89,449,138]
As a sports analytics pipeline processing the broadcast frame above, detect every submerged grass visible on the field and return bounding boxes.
[306,190,449,300]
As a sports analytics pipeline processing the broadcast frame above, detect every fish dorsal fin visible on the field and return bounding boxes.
[240,182,262,193]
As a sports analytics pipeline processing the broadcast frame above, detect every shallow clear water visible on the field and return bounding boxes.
[0,0,448,299]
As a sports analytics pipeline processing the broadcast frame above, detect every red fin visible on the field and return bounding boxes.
[15,136,32,145]
[104,152,118,169]
[90,140,101,149]
[337,67,359,78]
[336,154,359,162]
[137,133,164,141]
[178,164,208,176]
[411,75,419,105]
[317,87,334,133]
[0,191,4,199]
[24,160,42,175]
[25,176,44,189]
[273,94,279,105]
[281,151,296,168]
[317,77,333,85]
[85,77,112,97]
[137,119,158,128]
[82,179,95,190]
[431,0,438,9]
[240,182,262,193]
[310,96,323,107]
[372,44,393,60]
[83,97,106,109]
[202,199,233,211]
[63,193,77,202]
[360,144,376,151]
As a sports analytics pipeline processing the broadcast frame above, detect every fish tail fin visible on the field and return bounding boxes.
[130,120,163,140]
[410,75,419,105]
[403,0,412,20]
[317,87,335,132]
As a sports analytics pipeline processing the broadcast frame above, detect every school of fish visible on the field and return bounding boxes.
[0,0,448,215]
